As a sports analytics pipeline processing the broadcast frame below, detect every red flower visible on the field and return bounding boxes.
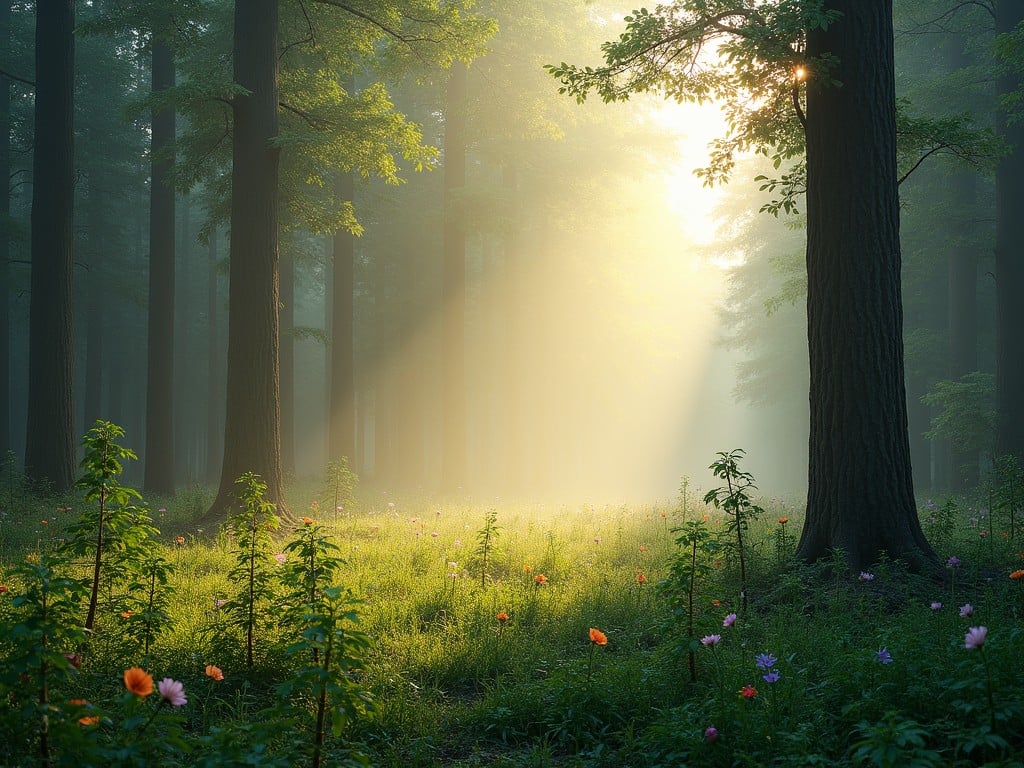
[534,574,548,585]
[739,685,758,699]
[496,611,510,623]
[1010,569,1024,580]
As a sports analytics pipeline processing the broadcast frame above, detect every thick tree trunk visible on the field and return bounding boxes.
[441,62,467,492]
[144,39,176,496]
[280,249,295,475]
[205,0,286,521]
[83,165,105,430]
[0,1,11,458]
[995,3,1024,464]
[25,0,75,492]
[328,171,356,468]
[796,0,937,572]
[206,226,222,484]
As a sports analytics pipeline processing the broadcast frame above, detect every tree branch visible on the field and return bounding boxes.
[311,0,442,44]
[0,66,34,88]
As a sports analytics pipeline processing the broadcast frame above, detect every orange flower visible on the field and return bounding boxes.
[123,667,153,697]
[778,517,789,525]
[523,564,532,573]
[174,536,185,545]
[589,627,608,646]
[534,573,548,585]
[78,716,100,726]
[636,572,647,584]
[739,685,758,699]
[205,664,224,681]
[121,610,134,619]
[711,599,722,607]
[0,585,8,593]
[496,611,510,623]
[69,699,88,707]
[1010,569,1024,580]
[302,517,314,525]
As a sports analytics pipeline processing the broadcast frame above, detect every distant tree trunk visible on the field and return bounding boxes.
[144,39,176,496]
[795,0,937,572]
[995,3,1024,465]
[441,62,467,492]
[83,164,105,429]
[206,225,222,484]
[948,172,978,488]
[0,1,11,459]
[328,170,356,468]
[25,0,75,492]
[205,0,286,520]
[280,248,295,475]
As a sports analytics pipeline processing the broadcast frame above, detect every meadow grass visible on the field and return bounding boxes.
[1,477,1023,767]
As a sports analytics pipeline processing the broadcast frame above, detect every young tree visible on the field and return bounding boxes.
[24,0,75,492]
[551,0,941,569]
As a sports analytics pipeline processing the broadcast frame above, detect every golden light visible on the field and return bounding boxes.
[794,66,807,82]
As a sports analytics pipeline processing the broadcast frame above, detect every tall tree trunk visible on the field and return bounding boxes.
[995,3,1024,464]
[280,248,294,475]
[441,62,467,492]
[0,1,11,459]
[796,0,937,572]
[83,164,104,429]
[205,0,285,520]
[206,225,222,484]
[25,0,75,492]
[144,39,176,496]
[328,171,356,468]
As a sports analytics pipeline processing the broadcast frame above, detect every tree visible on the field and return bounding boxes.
[328,169,356,469]
[24,0,75,492]
[551,1,940,570]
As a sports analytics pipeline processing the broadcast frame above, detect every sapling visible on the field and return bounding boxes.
[322,458,358,520]
[703,450,764,614]
[660,518,713,683]
[474,508,500,589]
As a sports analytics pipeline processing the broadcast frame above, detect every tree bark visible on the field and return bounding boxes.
[206,225,222,484]
[205,0,286,520]
[280,248,295,475]
[25,0,75,492]
[83,164,105,431]
[143,39,176,496]
[796,0,937,572]
[328,170,356,468]
[995,2,1024,464]
[0,1,11,459]
[441,62,467,492]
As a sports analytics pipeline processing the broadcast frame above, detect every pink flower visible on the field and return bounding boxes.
[959,603,973,618]
[700,634,722,646]
[964,626,988,650]
[930,602,942,611]
[157,678,187,707]
[273,553,286,564]
[704,725,718,742]
[722,613,737,628]
[858,571,875,581]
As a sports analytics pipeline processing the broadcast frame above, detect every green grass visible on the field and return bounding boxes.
[1,481,1023,767]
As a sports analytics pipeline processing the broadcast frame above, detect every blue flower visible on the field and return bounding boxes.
[876,647,893,665]
[762,670,780,684]
[755,652,777,670]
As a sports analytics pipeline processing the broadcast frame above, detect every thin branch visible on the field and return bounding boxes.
[312,0,441,45]
[281,0,316,58]
[898,144,948,186]
[0,67,34,87]
[791,84,805,129]
[279,100,330,129]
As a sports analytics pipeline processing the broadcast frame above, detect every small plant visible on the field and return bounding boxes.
[703,449,763,614]
[322,457,359,519]
[991,455,1023,542]
[474,508,501,589]
[660,518,713,682]
[224,473,280,669]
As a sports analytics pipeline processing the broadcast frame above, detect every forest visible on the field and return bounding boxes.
[2,0,1024,766]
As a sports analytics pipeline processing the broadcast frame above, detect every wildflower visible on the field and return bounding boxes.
[946,556,960,568]
[704,725,719,742]
[1010,569,1024,580]
[639,545,647,552]
[64,653,81,669]
[739,685,758,698]
[930,602,943,611]
[876,647,893,665]
[205,665,224,681]
[0,584,8,593]
[778,517,789,525]
[497,611,510,623]
[121,610,134,619]
[174,536,185,545]
[979,531,988,538]
[302,517,314,525]
[79,716,100,726]
[523,564,532,573]
[273,553,286,564]
[158,678,187,707]
[40,520,47,525]
[858,571,875,581]
[431,531,439,538]
[755,652,777,670]
[762,670,781,683]
[213,598,226,609]
[70,699,88,707]
[700,634,722,647]
[589,627,608,646]
[711,599,722,607]
[534,574,548,585]
[959,603,974,618]
[124,667,154,697]
[964,626,988,650]
[722,612,737,628]
[636,572,648,584]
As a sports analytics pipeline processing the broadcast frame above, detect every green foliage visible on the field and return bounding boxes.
[474,508,501,589]
[322,458,359,517]
[922,373,996,459]
[990,455,1024,541]
[223,473,280,670]
[849,712,944,768]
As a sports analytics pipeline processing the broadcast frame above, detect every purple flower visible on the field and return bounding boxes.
[959,603,973,618]
[876,647,893,665]
[158,678,187,707]
[722,612,737,628]
[755,652,777,670]
[273,553,286,564]
[704,725,718,742]
[930,601,943,611]
[859,571,875,581]
[946,556,960,568]
[964,626,988,650]
[762,670,781,683]
[700,634,722,647]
